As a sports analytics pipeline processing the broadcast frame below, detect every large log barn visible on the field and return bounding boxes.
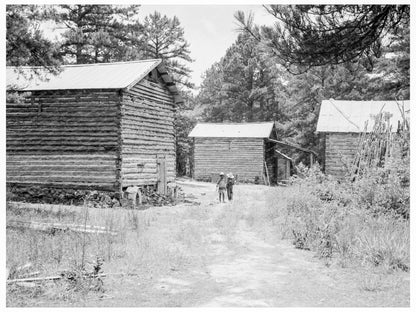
[6,60,182,202]
[188,122,290,184]
[316,99,410,179]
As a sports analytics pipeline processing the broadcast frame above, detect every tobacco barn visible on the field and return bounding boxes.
[316,99,410,179]
[189,122,293,184]
[6,59,182,201]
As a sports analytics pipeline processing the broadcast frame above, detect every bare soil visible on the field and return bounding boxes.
[8,180,410,307]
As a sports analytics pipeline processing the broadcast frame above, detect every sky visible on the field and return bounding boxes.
[138,5,277,89]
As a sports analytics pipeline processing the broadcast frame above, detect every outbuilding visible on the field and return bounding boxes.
[6,60,182,200]
[316,99,410,179]
[188,122,283,184]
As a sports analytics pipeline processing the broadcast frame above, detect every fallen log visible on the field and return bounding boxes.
[7,275,62,284]
[6,220,118,236]
[7,272,128,284]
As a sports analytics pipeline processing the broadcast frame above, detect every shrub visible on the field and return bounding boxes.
[269,160,410,271]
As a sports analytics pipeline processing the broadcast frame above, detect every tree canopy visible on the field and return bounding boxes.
[236,5,410,74]
[139,12,194,89]
[52,5,142,64]
[6,5,61,72]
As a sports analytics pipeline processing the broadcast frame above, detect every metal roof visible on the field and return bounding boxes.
[316,99,410,133]
[188,122,275,138]
[7,60,162,91]
[7,59,183,104]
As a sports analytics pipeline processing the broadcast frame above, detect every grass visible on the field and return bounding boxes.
[260,171,410,273]
[6,197,215,307]
[6,177,410,306]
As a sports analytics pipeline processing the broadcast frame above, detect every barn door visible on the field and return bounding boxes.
[157,155,167,194]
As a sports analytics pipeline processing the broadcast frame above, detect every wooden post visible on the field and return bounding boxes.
[264,160,270,186]
[157,155,167,195]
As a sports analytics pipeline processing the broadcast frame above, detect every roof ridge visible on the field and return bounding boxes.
[6,59,162,70]
[62,59,162,67]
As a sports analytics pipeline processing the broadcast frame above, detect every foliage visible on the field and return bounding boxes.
[174,114,196,176]
[51,5,142,64]
[139,11,194,89]
[6,5,61,72]
[269,162,409,271]
[198,33,287,123]
[236,5,410,73]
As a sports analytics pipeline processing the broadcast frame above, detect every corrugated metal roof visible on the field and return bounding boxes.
[316,100,410,133]
[6,59,162,91]
[188,122,275,138]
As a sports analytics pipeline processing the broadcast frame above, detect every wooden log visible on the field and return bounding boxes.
[6,220,118,236]
[7,276,62,284]
[7,272,127,284]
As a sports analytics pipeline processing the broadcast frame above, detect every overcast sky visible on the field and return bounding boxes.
[138,5,276,89]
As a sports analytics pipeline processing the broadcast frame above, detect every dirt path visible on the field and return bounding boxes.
[73,180,410,307]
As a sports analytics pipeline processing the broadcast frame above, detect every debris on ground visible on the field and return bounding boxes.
[6,220,118,236]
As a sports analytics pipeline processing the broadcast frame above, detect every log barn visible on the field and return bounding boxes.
[6,60,182,200]
[188,122,284,184]
[316,99,410,179]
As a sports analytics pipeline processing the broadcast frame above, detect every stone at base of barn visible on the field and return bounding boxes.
[7,183,179,209]
[6,184,121,208]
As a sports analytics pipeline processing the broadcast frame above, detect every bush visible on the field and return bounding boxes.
[269,160,409,271]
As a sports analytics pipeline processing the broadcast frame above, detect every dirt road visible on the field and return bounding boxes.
[76,179,408,308]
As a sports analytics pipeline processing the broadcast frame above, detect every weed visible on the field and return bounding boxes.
[265,162,409,271]
[360,273,384,292]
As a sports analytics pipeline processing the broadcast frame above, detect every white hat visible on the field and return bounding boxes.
[220,172,224,175]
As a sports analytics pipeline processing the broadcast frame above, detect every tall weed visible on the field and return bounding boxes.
[267,162,410,271]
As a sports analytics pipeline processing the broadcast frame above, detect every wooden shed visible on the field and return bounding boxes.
[6,60,182,199]
[188,122,281,184]
[316,99,410,179]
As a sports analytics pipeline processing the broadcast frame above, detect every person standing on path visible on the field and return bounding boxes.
[216,172,227,203]
[226,173,235,201]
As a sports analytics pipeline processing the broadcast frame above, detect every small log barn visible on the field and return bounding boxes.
[316,99,410,179]
[188,122,286,184]
[6,60,182,198]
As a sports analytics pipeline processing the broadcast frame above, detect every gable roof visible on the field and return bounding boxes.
[6,60,183,103]
[316,99,410,133]
[188,122,275,138]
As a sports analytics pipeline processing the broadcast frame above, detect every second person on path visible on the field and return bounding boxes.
[216,172,227,203]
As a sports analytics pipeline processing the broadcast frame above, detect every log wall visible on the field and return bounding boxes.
[120,77,176,188]
[193,137,265,183]
[324,133,360,179]
[6,89,120,191]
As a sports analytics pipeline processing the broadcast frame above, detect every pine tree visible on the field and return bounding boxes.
[6,5,61,71]
[139,11,194,89]
[197,33,288,123]
[236,5,410,74]
[53,5,142,64]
